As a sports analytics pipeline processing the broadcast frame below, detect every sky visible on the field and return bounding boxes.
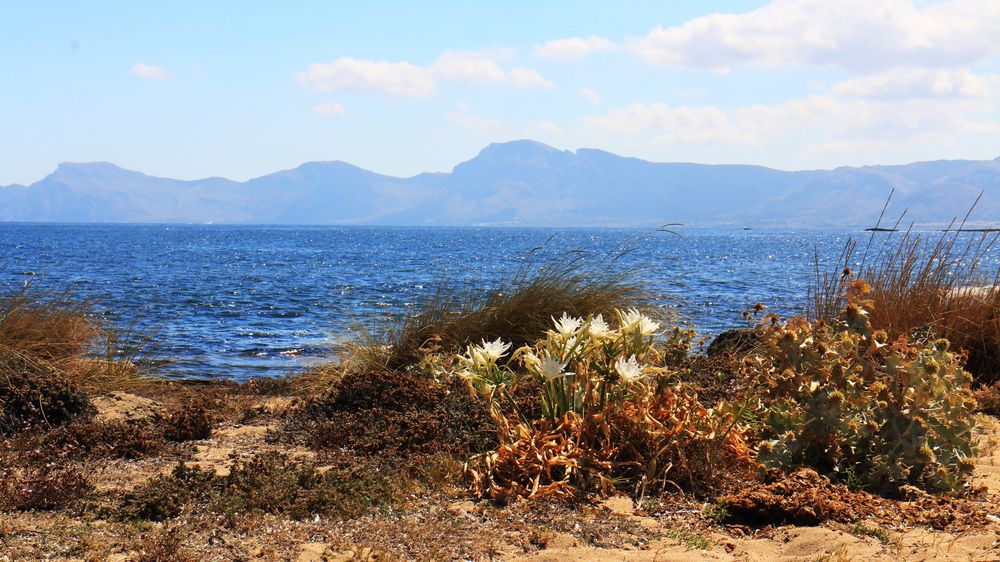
[2,0,1000,185]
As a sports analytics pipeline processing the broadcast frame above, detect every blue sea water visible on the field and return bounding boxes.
[0,223,927,379]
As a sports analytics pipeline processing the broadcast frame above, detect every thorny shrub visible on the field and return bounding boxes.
[754,279,978,496]
[458,309,751,502]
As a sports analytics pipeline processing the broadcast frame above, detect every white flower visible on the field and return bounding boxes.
[614,355,645,383]
[519,348,541,369]
[588,314,611,338]
[536,354,569,382]
[618,308,659,336]
[636,315,660,337]
[552,312,583,336]
[478,338,511,362]
[619,308,643,328]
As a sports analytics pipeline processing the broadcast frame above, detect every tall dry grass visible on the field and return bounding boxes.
[0,284,159,394]
[810,196,1000,383]
[0,285,97,363]
[339,250,653,376]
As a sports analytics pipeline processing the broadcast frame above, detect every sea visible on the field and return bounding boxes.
[0,223,972,380]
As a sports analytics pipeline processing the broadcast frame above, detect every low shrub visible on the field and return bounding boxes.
[121,453,406,521]
[163,400,214,441]
[719,468,881,526]
[134,525,194,562]
[219,452,405,519]
[121,462,216,521]
[0,461,93,511]
[756,279,977,496]
[0,353,94,435]
[299,372,496,457]
[43,419,164,460]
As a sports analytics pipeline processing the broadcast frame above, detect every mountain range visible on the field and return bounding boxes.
[3,140,1000,228]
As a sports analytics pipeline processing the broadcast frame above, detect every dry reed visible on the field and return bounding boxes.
[810,194,1000,382]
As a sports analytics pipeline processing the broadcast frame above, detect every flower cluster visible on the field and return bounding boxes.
[452,309,679,419]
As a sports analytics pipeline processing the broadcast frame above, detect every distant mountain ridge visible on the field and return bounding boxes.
[3,140,1000,227]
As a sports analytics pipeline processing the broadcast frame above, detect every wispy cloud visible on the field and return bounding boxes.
[298,50,553,98]
[580,87,601,104]
[131,63,171,80]
[313,102,347,116]
[509,68,555,89]
[535,35,616,60]
[831,68,1000,99]
[297,57,436,98]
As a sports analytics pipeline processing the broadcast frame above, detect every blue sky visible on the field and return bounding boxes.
[2,0,999,185]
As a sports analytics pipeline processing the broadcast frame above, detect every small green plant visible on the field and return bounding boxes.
[702,501,730,523]
[850,522,893,544]
[665,528,712,550]
[458,309,692,421]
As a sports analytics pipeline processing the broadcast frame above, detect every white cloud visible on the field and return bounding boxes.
[432,50,507,83]
[534,121,562,134]
[584,102,761,145]
[298,52,553,97]
[131,63,171,80]
[509,67,555,89]
[627,0,1000,72]
[296,57,435,98]
[313,102,346,116]
[580,87,601,104]
[831,68,1000,99]
[535,35,616,60]
[583,92,999,150]
[446,111,508,134]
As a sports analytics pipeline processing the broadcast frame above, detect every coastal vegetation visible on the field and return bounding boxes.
[1,235,999,560]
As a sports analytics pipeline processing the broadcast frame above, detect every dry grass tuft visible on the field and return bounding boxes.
[810,198,1000,383]
[339,253,649,376]
[0,285,97,363]
[0,285,162,409]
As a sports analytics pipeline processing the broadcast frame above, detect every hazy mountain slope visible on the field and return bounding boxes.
[1,141,998,227]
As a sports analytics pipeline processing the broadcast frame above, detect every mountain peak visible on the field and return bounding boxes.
[454,140,573,175]
[477,139,564,158]
[51,161,140,180]
[59,161,131,170]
